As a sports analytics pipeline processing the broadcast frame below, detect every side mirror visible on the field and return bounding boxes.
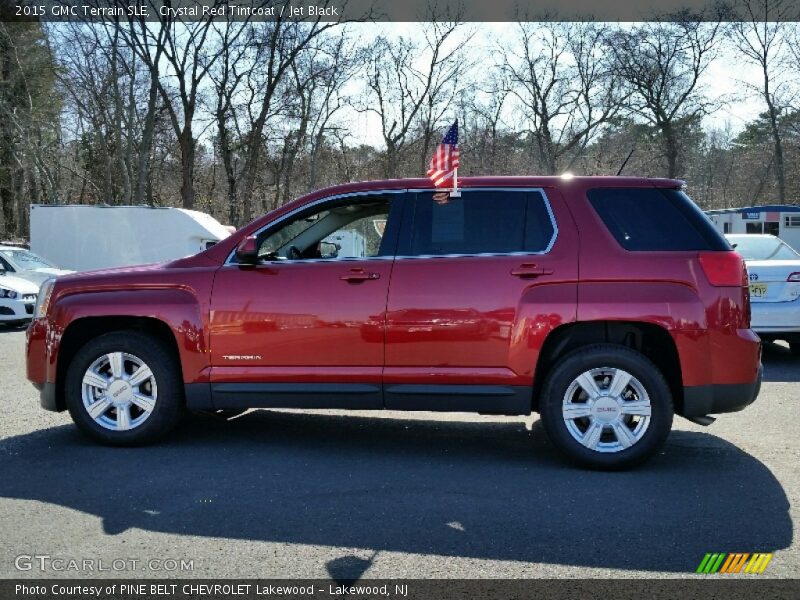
[235,235,258,265]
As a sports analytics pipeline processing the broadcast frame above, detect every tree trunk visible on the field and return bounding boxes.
[662,122,679,179]
[0,144,15,237]
[179,128,195,209]
[419,128,434,175]
[384,142,398,179]
[765,99,785,203]
[536,119,557,175]
[135,70,159,205]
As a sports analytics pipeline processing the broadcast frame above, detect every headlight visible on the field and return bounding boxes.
[33,278,55,319]
[0,287,18,299]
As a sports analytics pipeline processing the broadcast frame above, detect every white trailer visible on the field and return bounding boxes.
[706,205,800,252]
[30,204,232,272]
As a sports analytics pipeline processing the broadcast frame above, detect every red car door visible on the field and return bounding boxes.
[208,193,404,409]
[383,188,578,413]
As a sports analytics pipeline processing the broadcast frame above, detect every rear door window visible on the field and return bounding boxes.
[588,187,730,251]
[402,190,555,256]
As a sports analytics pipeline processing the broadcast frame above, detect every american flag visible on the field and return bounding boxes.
[427,120,459,188]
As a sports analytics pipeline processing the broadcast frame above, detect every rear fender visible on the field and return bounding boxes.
[578,281,711,387]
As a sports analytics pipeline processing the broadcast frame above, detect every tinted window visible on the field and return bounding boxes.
[588,188,730,251]
[254,199,392,261]
[407,191,554,256]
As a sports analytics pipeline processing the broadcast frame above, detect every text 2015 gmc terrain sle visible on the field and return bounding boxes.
[26,177,762,470]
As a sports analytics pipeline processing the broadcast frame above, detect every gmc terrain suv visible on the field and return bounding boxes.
[26,177,762,469]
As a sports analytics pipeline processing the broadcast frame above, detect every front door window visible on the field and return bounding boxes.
[254,199,391,262]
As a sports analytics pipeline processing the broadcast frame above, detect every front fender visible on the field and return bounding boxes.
[45,287,210,385]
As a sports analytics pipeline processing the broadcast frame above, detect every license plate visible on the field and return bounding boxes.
[749,283,769,298]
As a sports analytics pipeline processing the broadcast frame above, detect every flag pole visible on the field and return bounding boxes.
[450,167,460,198]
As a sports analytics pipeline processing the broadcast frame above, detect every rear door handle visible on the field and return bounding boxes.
[340,269,380,282]
[510,263,554,278]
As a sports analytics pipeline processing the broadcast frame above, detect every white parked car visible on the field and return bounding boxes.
[0,245,73,286]
[726,233,800,354]
[0,267,38,325]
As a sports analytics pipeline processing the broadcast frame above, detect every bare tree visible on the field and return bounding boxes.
[124,8,170,204]
[745,0,800,203]
[460,74,511,174]
[54,21,148,205]
[361,22,469,179]
[610,19,723,178]
[209,20,250,224]
[273,30,357,203]
[501,22,624,175]
[123,2,241,209]
[236,16,343,223]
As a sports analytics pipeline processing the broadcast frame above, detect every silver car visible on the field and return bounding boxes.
[0,246,73,286]
[727,234,800,355]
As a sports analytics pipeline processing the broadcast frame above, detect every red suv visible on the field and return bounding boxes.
[26,177,762,469]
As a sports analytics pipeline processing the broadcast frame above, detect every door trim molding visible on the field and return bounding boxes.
[185,382,532,415]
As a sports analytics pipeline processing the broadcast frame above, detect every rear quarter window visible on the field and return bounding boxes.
[588,187,730,251]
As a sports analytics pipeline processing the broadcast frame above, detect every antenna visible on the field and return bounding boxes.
[616,147,635,176]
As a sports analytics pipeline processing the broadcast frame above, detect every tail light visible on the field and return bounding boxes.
[698,251,747,287]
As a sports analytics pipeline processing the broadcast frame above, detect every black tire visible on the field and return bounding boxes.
[65,331,184,446]
[789,342,800,357]
[539,344,674,470]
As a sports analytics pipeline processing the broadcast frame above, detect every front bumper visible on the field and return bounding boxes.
[682,364,762,416]
[0,296,35,321]
[26,317,63,410]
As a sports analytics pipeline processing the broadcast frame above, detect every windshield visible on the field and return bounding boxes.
[0,249,56,270]
[728,236,800,261]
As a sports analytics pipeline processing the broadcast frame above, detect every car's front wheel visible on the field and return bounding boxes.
[65,331,184,445]
[539,344,673,470]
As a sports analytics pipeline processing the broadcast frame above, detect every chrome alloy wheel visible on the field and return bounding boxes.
[562,367,652,453]
[81,352,158,431]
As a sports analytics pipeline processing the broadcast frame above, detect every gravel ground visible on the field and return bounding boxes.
[0,325,797,580]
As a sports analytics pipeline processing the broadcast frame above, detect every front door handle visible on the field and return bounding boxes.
[340,269,380,282]
[510,263,554,278]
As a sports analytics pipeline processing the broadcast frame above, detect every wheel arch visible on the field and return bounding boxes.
[54,316,181,412]
[533,320,684,414]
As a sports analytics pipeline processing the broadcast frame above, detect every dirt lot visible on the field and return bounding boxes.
[0,326,797,579]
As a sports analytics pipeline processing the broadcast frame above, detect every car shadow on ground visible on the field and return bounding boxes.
[0,409,791,575]
[0,322,29,334]
[762,341,800,382]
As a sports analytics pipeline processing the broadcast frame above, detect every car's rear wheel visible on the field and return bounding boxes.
[539,344,673,470]
[65,331,184,446]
